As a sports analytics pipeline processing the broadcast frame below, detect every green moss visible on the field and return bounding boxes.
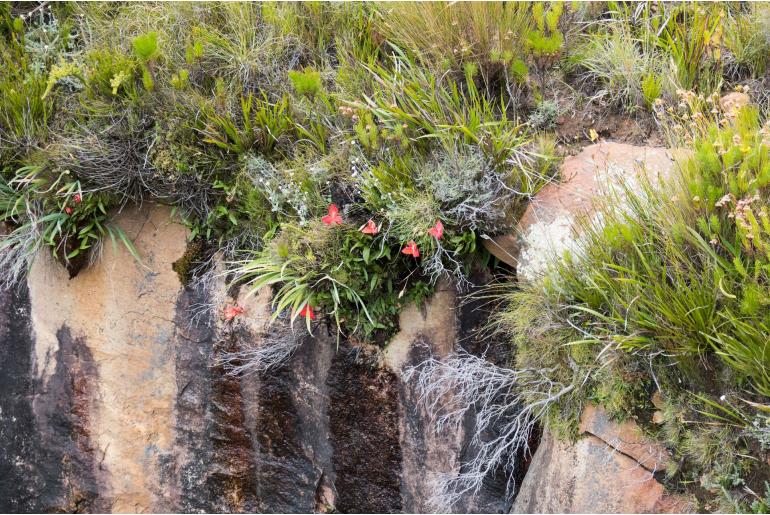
[172,239,205,286]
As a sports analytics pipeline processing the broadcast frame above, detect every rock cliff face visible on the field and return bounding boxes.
[0,204,510,513]
[1,144,694,514]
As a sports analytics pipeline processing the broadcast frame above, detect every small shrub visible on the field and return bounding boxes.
[723,8,770,81]
[641,72,662,109]
[528,99,559,129]
[658,4,724,93]
[132,31,159,61]
[288,68,322,98]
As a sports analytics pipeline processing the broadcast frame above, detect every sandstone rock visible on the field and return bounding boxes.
[579,404,671,474]
[511,431,692,514]
[482,232,520,270]
[0,203,512,513]
[490,142,679,278]
[27,204,187,513]
[512,404,692,513]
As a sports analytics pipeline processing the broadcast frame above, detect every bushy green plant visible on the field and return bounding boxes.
[288,68,322,98]
[528,99,559,129]
[202,93,293,156]
[572,28,662,112]
[524,1,564,92]
[641,72,662,109]
[233,219,433,340]
[658,4,724,93]
[0,166,138,277]
[723,6,770,81]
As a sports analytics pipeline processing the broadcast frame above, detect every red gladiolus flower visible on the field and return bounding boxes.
[64,207,73,215]
[360,219,378,235]
[74,194,82,203]
[299,304,316,320]
[223,305,245,321]
[427,220,444,240]
[321,204,343,225]
[401,240,420,258]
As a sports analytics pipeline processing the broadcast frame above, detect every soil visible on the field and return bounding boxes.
[540,75,665,155]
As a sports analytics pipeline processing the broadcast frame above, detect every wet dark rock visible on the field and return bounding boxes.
[251,330,335,514]
[36,326,103,512]
[328,345,402,513]
[171,282,220,513]
[0,278,105,513]
[0,284,46,513]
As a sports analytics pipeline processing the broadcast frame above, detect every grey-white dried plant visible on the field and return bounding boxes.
[404,351,574,511]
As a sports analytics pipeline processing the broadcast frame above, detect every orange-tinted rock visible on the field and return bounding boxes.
[512,431,693,514]
[482,232,520,269]
[579,404,672,473]
[505,142,679,279]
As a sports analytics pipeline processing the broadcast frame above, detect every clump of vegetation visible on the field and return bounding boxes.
[528,99,559,129]
[571,27,664,112]
[566,2,770,116]
[501,107,770,510]
[375,2,534,93]
[0,2,559,345]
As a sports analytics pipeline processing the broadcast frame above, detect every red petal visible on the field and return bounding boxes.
[224,306,243,321]
[428,220,443,239]
[322,206,343,225]
[361,220,378,234]
[402,241,419,257]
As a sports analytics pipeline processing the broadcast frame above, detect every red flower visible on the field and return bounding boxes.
[74,194,82,203]
[299,304,316,320]
[360,219,379,235]
[401,240,420,258]
[223,305,245,321]
[427,220,444,240]
[64,207,73,215]
[321,204,343,225]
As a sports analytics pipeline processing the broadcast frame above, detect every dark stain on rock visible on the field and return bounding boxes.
[172,283,213,511]
[0,283,47,513]
[206,330,260,512]
[34,326,102,512]
[454,271,519,513]
[398,338,440,513]
[173,282,262,513]
[328,345,402,513]
[458,269,510,366]
[252,327,335,514]
[253,353,314,512]
[172,283,337,513]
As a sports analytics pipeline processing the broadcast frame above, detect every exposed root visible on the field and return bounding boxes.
[404,351,574,511]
